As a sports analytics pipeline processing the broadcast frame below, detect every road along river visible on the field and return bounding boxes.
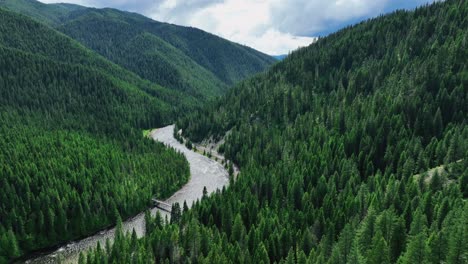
[24,125,230,264]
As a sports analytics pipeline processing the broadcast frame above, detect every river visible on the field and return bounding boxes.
[24,125,230,263]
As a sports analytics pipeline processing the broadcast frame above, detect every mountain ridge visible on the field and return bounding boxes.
[0,0,276,99]
[0,8,192,261]
[169,0,468,263]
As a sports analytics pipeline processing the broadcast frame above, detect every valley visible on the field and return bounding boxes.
[24,125,231,263]
[0,0,466,263]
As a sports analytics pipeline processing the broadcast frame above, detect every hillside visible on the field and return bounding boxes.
[0,8,191,262]
[86,0,467,263]
[0,0,83,25]
[57,9,227,98]
[0,0,276,98]
[0,6,213,130]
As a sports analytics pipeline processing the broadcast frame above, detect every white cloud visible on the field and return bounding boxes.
[38,0,316,54]
[146,0,317,55]
[38,0,436,55]
[270,0,389,36]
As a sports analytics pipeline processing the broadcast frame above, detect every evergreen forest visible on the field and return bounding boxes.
[0,0,467,263]
[0,0,274,260]
[0,0,276,99]
[84,0,467,263]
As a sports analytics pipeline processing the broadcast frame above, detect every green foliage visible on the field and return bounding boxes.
[185,140,193,150]
[0,6,200,122]
[170,203,182,225]
[85,0,467,263]
[0,0,276,99]
[58,14,228,99]
[0,120,189,256]
[0,0,84,26]
[0,8,191,261]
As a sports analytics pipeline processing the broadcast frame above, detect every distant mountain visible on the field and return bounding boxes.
[0,0,84,25]
[0,2,275,260]
[0,5,198,128]
[0,8,191,261]
[0,0,276,98]
[273,54,288,60]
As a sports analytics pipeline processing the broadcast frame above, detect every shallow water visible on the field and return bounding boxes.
[24,125,229,264]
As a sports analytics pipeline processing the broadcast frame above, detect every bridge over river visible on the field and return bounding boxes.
[152,199,172,213]
[24,125,230,264]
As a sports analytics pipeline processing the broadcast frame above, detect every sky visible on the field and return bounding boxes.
[38,0,439,55]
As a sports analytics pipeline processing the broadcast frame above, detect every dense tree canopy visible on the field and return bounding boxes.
[86,0,467,263]
[0,0,276,99]
[0,8,191,262]
[57,7,276,88]
[0,116,189,261]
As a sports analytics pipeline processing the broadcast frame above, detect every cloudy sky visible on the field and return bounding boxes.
[39,0,438,55]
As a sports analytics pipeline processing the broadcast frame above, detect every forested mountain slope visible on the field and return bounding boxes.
[0,0,83,25]
[0,9,190,262]
[0,7,201,124]
[0,0,276,98]
[56,9,227,98]
[85,0,467,263]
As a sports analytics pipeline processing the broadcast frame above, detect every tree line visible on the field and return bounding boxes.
[85,0,467,263]
[0,8,191,263]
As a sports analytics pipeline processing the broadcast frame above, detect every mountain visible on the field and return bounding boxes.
[0,0,276,99]
[273,54,288,60]
[0,5,204,128]
[56,8,228,98]
[0,8,191,262]
[0,0,276,260]
[89,0,467,262]
[0,0,84,25]
[58,8,276,93]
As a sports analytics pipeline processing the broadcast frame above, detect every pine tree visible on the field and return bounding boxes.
[367,230,390,264]
[430,170,442,191]
[5,230,20,259]
[78,252,86,264]
[336,224,354,263]
[433,108,443,138]
[348,238,364,264]
[427,231,447,264]
[255,243,270,264]
[389,217,406,263]
[170,203,182,225]
[297,249,307,264]
[399,232,429,264]
[130,229,138,251]
[357,209,376,254]
[231,214,246,243]
[446,207,467,264]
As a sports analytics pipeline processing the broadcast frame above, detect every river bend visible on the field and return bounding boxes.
[25,125,229,263]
